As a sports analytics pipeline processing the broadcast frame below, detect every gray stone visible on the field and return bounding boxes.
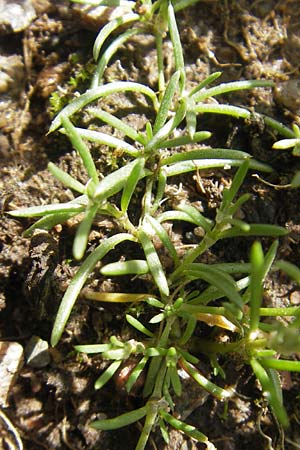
[0,341,24,407]
[0,0,36,34]
[25,335,51,368]
[0,55,24,95]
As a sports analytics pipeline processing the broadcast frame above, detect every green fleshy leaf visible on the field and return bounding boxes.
[126,314,154,338]
[91,406,147,430]
[138,227,169,297]
[121,158,145,212]
[100,259,149,276]
[51,233,135,346]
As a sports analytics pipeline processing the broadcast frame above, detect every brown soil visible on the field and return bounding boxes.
[1,1,300,449]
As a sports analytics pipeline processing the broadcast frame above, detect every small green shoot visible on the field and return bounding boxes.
[8,0,300,448]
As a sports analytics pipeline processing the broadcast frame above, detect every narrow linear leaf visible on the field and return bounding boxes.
[178,349,199,365]
[145,347,168,357]
[159,410,214,447]
[155,27,166,96]
[157,210,205,225]
[121,158,145,212]
[161,148,250,165]
[227,218,250,232]
[259,358,300,372]
[220,224,288,239]
[93,13,138,61]
[146,122,153,140]
[51,233,134,346]
[100,259,149,276]
[193,80,274,102]
[194,103,251,119]
[227,193,251,217]
[249,241,264,335]
[75,343,111,353]
[8,202,85,218]
[184,264,243,309]
[126,356,149,393]
[93,159,148,202]
[149,313,165,324]
[110,336,124,347]
[145,215,179,265]
[153,70,180,134]
[69,127,139,156]
[84,291,151,303]
[259,306,300,316]
[73,203,99,260]
[178,315,197,345]
[145,297,165,308]
[94,360,122,390]
[159,131,211,149]
[262,114,296,138]
[170,366,182,396]
[143,356,163,397]
[173,0,205,12]
[102,348,129,360]
[180,359,232,400]
[165,158,272,176]
[261,240,278,282]
[92,28,140,87]
[176,203,212,232]
[221,160,250,208]
[48,162,85,193]
[126,314,154,338]
[200,263,251,274]
[189,71,222,97]
[145,100,186,153]
[168,3,185,90]
[162,370,174,410]
[275,260,300,284]
[89,108,145,144]
[138,227,169,297]
[250,358,289,427]
[267,368,283,405]
[61,116,98,183]
[272,139,300,150]
[159,417,170,445]
[50,82,159,132]
[182,305,227,316]
[22,211,80,237]
[91,406,147,430]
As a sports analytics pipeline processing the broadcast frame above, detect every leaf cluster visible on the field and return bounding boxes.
[8,1,300,448]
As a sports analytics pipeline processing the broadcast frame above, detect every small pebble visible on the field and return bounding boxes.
[274,79,300,114]
[0,341,24,407]
[0,0,36,34]
[72,3,134,31]
[290,290,300,305]
[0,55,24,96]
[25,335,50,368]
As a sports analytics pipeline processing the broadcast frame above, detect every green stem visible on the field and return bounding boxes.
[170,229,219,280]
[135,399,162,450]
[189,337,268,355]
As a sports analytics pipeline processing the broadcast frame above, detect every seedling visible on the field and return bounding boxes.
[8,1,300,448]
